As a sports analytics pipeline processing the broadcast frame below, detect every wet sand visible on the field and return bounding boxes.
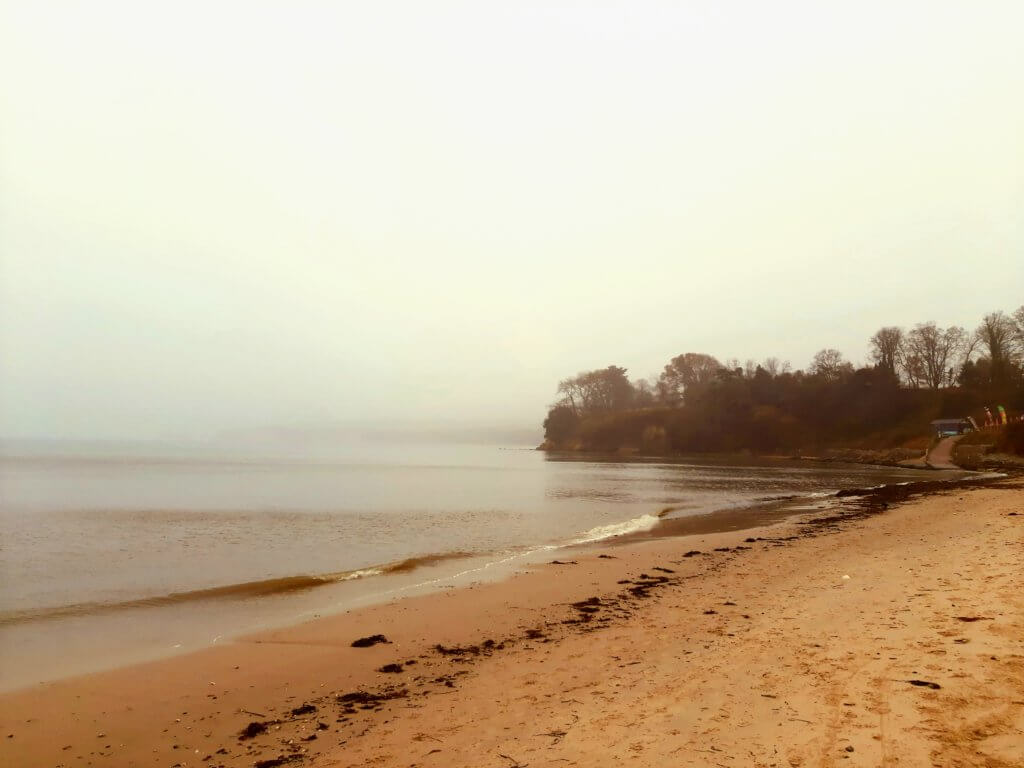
[1,477,1022,767]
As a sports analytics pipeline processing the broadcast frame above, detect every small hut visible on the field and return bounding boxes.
[930,418,971,438]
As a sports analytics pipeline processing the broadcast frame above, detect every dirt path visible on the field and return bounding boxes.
[900,435,963,470]
[925,434,963,469]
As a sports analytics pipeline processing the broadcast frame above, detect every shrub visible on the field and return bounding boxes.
[994,422,1024,456]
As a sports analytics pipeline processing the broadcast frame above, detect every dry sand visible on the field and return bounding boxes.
[2,478,1022,768]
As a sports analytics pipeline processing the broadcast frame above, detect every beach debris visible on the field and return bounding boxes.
[254,755,303,768]
[955,616,993,622]
[682,550,703,557]
[289,704,316,716]
[842,575,850,580]
[337,688,408,706]
[703,609,717,615]
[435,643,480,656]
[498,753,528,768]
[413,733,444,745]
[524,628,546,640]
[550,559,577,565]
[625,574,673,599]
[652,566,675,573]
[537,728,569,745]
[238,721,270,740]
[907,679,941,690]
[351,634,390,648]
[597,554,616,559]
[377,663,404,674]
[535,714,580,745]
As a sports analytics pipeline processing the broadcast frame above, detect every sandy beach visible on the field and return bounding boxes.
[2,476,1021,768]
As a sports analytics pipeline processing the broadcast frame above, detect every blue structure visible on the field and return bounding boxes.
[930,419,971,438]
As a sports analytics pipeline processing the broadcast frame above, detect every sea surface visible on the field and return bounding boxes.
[0,438,957,690]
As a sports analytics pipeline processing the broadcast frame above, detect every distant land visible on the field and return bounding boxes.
[540,306,1024,459]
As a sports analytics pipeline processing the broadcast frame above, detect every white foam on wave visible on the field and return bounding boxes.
[338,568,384,581]
[570,514,661,545]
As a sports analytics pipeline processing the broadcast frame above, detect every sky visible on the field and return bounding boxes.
[1,0,1022,441]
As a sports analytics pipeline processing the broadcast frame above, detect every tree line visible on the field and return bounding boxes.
[542,306,1024,454]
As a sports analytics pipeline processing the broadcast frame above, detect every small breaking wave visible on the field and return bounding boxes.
[570,514,661,544]
[379,551,473,574]
[0,551,475,626]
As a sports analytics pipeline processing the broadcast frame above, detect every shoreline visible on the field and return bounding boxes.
[539,445,939,471]
[0,461,971,692]
[2,471,1021,767]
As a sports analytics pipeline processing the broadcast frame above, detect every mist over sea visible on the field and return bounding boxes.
[0,436,950,689]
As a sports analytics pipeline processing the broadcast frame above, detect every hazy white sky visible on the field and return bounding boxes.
[1,1,1022,440]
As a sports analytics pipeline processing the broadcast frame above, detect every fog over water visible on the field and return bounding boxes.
[2,1,1023,441]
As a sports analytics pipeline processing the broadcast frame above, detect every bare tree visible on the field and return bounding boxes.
[975,311,1020,384]
[633,377,658,407]
[810,349,848,381]
[1013,305,1024,348]
[899,348,926,389]
[760,357,791,377]
[902,322,966,389]
[557,376,584,416]
[658,353,722,403]
[961,331,981,366]
[557,366,634,415]
[869,326,903,379]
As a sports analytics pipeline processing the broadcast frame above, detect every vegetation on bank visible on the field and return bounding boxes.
[953,422,1024,469]
[542,307,1024,455]
[957,421,1024,454]
[994,422,1024,455]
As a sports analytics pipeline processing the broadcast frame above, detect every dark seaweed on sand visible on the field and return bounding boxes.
[350,634,390,648]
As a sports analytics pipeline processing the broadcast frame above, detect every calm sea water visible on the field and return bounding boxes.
[0,438,947,689]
